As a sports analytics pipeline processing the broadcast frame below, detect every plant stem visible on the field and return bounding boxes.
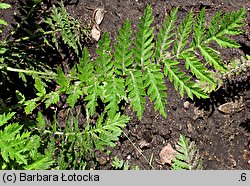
[123,131,155,170]
[0,65,57,77]
[0,65,81,81]
[3,29,61,45]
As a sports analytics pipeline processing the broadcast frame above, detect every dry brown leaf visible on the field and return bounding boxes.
[218,96,244,114]
[93,7,106,25]
[91,24,101,41]
[159,143,177,165]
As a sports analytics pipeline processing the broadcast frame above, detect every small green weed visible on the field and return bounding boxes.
[171,135,203,170]
[111,156,139,170]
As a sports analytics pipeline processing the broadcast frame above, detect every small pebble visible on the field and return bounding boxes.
[184,101,190,109]
[127,155,131,160]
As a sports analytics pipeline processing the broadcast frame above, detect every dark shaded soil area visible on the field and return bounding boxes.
[1,0,250,169]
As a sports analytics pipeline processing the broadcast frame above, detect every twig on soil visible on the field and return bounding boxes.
[123,131,155,170]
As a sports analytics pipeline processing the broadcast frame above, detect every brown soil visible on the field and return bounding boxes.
[1,0,250,170]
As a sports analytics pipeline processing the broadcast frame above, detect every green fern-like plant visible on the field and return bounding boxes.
[34,109,129,169]
[196,54,250,92]
[18,5,246,120]
[171,134,203,170]
[160,7,245,96]
[0,112,54,170]
[90,113,129,151]
[45,1,84,55]
[0,4,247,170]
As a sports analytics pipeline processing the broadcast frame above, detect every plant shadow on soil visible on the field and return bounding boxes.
[1,0,250,169]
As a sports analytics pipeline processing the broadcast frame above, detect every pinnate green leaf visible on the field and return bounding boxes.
[45,91,60,108]
[126,70,146,120]
[24,100,37,114]
[0,112,15,127]
[144,64,167,117]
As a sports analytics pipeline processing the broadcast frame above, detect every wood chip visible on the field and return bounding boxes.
[159,143,177,165]
[91,24,101,41]
[218,97,245,114]
[93,7,106,25]
[90,6,106,41]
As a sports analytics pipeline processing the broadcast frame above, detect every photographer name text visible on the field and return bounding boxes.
[2,172,100,183]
